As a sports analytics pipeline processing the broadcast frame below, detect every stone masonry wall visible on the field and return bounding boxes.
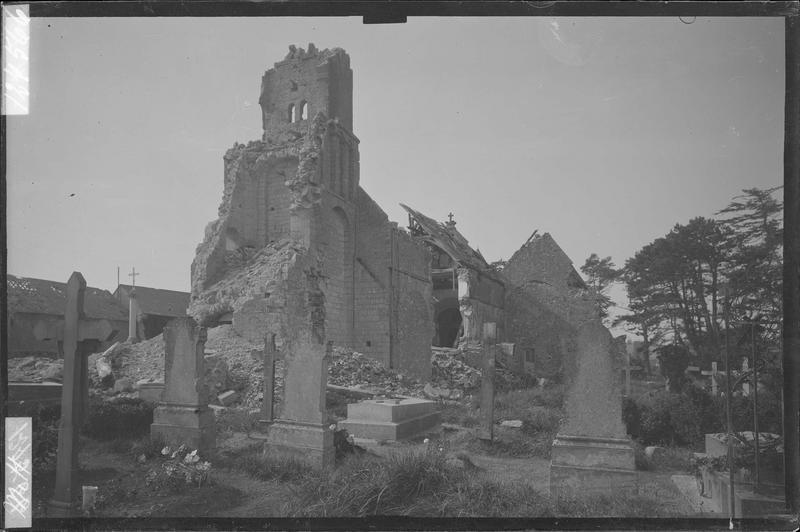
[392,227,434,381]
[353,187,391,366]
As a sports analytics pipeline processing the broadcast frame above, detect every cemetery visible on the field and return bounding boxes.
[6,31,793,524]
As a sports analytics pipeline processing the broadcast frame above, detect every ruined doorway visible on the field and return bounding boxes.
[435,307,462,348]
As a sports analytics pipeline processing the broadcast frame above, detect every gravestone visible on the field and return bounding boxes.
[340,398,440,441]
[701,362,725,396]
[478,322,497,442]
[621,349,642,397]
[258,258,334,468]
[41,272,116,517]
[150,317,215,452]
[550,318,636,501]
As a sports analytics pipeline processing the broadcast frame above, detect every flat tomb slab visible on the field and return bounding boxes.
[345,398,439,422]
[340,399,440,441]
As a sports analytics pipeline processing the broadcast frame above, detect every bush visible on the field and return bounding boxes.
[83,396,154,440]
[16,403,61,476]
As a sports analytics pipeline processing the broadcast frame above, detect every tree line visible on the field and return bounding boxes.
[582,186,783,377]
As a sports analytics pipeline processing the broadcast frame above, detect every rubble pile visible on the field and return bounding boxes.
[8,355,63,382]
[429,347,481,399]
[328,347,425,397]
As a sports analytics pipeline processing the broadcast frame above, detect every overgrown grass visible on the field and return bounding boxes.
[215,407,261,437]
[284,445,461,516]
[555,481,689,517]
[439,401,480,428]
[213,445,313,482]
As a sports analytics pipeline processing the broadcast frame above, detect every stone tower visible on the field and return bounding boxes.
[259,43,354,141]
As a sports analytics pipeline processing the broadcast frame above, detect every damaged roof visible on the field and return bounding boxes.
[7,275,128,320]
[115,284,190,318]
[400,203,491,272]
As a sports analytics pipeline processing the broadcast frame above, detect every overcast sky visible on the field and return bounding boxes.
[6,16,785,321]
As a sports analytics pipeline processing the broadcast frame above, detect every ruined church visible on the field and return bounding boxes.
[189,44,602,382]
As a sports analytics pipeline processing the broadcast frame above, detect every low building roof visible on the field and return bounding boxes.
[7,275,128,321]
[115,284,189,318]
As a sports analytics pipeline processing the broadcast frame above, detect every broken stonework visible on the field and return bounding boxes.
[257,249,334,468]
[188,44,433,382]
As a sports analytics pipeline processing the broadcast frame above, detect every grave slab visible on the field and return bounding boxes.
[339,398,441,441]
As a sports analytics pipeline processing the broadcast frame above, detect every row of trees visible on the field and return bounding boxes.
[582,186,783,374]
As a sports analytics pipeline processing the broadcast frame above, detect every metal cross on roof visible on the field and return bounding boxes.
[128,267,140,288]
[447,212,454,223]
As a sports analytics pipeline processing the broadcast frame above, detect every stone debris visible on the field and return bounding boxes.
[328,347,425,397]
[204,352,230,395]
[113,378,133,393]
[500,419,523,428]
[9,355,63,382]
[217,390,240,407]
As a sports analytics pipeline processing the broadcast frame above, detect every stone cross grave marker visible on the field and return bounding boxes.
[701,361,727,396]
[150,317,215,452]
[36,272,117,517]
[741,357,750,396]
[478,322,497,442]
[126,267,141,343]
[621,349,642,396]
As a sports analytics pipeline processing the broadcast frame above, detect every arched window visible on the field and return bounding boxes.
[288,103,296,123]
[300,101,308,120]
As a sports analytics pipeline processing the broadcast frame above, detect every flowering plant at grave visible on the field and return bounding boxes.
[144,444,212,492]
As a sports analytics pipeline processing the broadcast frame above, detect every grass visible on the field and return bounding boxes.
[213,445,314,482]
[282,445,551,517]
[215,407,261,437]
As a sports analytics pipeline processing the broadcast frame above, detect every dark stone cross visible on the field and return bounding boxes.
[447,212,454,223]
[35,272,117,517]
[128,266,140,288]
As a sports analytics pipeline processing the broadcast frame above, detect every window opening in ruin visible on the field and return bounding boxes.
[300,101,308,120]
[366,341,371,347]
[435,307,462,348]
[288,103,296,123]
[525,347,536,364]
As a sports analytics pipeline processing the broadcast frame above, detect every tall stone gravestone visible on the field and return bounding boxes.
[151,317,215,453]
[478,322,497,442]
[44,272,115,517]
[550,319,636,501]
[259,255,334,468]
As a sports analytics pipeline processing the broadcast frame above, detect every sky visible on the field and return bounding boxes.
[6,16,785,328]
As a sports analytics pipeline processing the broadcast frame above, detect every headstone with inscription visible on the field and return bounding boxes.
[150,317,215,452]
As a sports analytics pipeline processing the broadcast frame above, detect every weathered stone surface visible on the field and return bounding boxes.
[339,398,440,441]
[218,390,239,406]
[150,317,215,453]
[203,352,229,395]
[549,317,636,501]
[112,378,133,393]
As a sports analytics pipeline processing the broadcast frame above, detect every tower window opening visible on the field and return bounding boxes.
[288,103,296,123]
[300,101,308,120]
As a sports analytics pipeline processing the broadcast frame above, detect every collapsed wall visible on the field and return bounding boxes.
[189,44,434,382]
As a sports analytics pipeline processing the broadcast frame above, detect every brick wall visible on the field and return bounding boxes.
[504,287,575,377]
[392,228,434,381]
[353,187,391,366]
